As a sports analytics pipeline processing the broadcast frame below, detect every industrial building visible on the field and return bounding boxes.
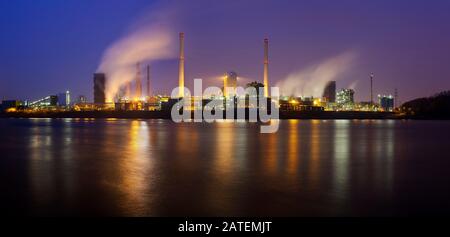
[0,100,27,112]
[0,30,401,116]
[336,89,355,111]
[84,32,274,113]
[93,73,106,104]
[336,89,354,104]
[29,95,58,108]
[323,81,336,103]
[223,71,238,97]
[43,33,395,115]
[57,91,71,107]
[378,95,394,112]
[279,97,324,112]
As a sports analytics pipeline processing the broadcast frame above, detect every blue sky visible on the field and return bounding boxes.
[1,0,450,103]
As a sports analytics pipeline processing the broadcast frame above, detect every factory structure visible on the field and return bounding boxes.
[1,33,395,113]
[223,71,238,98]
[86,33,277,112]
[278,71,395,112]
[0,90,72,112]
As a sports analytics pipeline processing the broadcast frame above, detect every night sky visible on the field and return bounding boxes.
[1,0,450,103]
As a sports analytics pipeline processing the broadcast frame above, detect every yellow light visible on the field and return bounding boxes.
[160,97,169,102]
[6,108,17,112]
[289,100,298,104]
[313,98,321,106]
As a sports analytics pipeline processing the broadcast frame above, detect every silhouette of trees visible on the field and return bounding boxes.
[402,90,450,118]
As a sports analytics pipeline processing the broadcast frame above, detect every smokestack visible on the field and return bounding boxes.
[370,73,374,104]
[223,74,228,97]
[136,62,142,98]
[126,81,132,99]
[178,32,185,98]
[263,38,269,97]
[394,88,398,108]
[147,65,150,97]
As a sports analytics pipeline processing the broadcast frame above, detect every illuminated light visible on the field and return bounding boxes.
[160,97,169,103]
[6,108,17,112]
[289,99,299,104]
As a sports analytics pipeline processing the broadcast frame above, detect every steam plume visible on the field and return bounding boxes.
[348,80,359,90]
[276,51,357,97]
[97,22,175,102]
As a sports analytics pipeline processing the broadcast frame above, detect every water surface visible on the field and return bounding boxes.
[1,118,449,216]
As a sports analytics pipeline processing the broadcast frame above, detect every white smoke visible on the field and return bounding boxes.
[276,51,358,97]
[348,80,359,90]
[97,21,175,102]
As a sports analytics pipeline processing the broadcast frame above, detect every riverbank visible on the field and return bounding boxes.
[0,110,399,119]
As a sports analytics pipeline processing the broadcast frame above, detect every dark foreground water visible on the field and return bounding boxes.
[1,118,450,216]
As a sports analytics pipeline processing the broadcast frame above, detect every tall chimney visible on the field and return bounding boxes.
[370,73,374,104]
[263,38,269,97]
[223,74,228,97]
[178,32,185,98]
[126,81,132,99]
[394,88,398,108]
[147,65,150,97]
[136,62,142,98]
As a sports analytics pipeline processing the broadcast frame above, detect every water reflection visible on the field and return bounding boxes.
[373,120,394,194]
[27,119,76,214]
[308,120,321,188]
[207,122,238,214]
[263,130,278,176]
[116,120,154,215]
[333,120,350,194]
[213,122,235,181]
[286,120,299,177]
[2,119,447,216]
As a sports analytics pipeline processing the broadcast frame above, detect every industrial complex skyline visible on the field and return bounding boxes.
[1,0,450,103]
[0,27,401,116]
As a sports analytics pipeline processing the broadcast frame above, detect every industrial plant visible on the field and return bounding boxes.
[0,32,396,117]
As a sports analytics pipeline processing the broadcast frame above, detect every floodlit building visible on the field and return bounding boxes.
[336,89,355,110]
[57,91,71,107]
[336,89,354,104]
[29,96,58,108]
[378,94,394,112]
[279,97,324,112]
